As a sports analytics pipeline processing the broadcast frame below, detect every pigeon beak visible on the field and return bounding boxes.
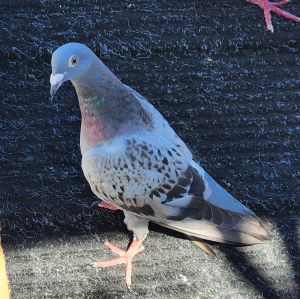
[50,72,66,96]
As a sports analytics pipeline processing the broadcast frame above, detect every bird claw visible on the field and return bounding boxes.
[246,0,300,32]
[92,238,145,288]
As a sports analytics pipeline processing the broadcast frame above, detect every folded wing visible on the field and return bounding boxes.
[157,163,272,245]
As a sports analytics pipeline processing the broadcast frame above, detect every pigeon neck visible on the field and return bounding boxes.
[72,60,124,99]
[72,63,152,153]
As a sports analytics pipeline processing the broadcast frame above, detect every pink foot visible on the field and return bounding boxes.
[246,0,300,32]
[98,201,119,211]
[92,238,145,288]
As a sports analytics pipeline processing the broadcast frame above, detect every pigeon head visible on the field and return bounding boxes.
[50,43,96,96]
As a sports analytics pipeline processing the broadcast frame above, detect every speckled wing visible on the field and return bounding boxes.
[123,85,271,245]
[81,131,192,214]
[153,162,271,245]
[82,130,270,245]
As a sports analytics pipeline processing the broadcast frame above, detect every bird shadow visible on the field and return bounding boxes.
[150,217,298,299]
[220,215,299,299]
[220,246,280,299]
[276,216,300,298]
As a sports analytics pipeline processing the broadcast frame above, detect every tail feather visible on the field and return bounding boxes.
[157,214,272,245]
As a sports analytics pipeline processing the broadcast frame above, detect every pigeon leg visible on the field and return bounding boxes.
[246,0,300,32]
[190,239,217,256]
[98,201,119,211]
[92,237,145,288]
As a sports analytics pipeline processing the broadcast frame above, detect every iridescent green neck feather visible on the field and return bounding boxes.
[71,59,152,152]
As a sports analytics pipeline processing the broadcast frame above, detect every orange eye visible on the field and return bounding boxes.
[69,55,79,67]
[71,57,77,65]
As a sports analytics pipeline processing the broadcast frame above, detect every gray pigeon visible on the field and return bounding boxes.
[50,43,271,288]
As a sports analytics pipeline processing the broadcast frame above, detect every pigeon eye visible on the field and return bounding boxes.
[69,56,79,67]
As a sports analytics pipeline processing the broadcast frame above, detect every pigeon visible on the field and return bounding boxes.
[50,43,272,288]
[246,0,300,32]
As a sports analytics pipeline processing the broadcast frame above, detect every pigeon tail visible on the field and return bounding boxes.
[159,212,272,246]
